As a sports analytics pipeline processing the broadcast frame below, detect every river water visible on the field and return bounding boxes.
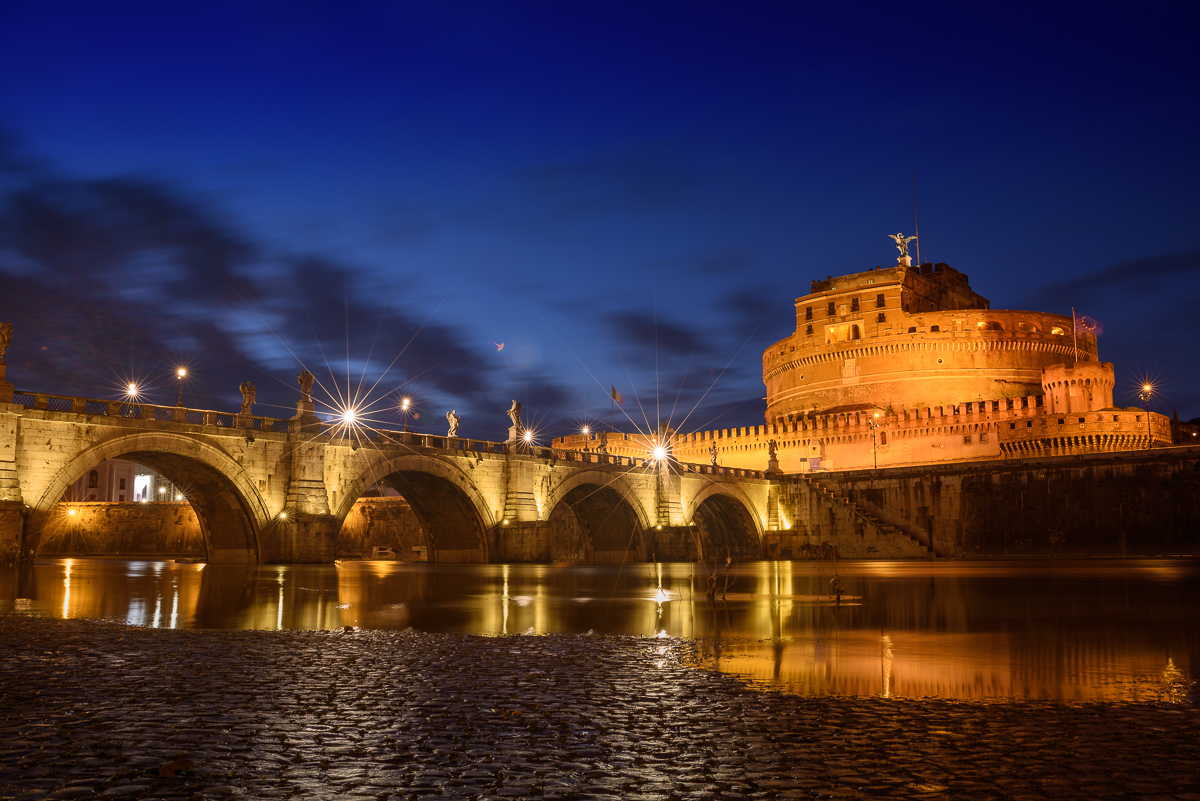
[3,558,1197,703]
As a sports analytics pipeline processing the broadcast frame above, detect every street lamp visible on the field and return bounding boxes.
[400,397,411,432]
[1139,381,1154,449]
[176,368,187,407]
[868,411,881,469]
[581,425,590,452]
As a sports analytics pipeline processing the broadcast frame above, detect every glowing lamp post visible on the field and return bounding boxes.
[1139,382,1153,449]
[175,368,187,407]
[400,397,411,432]
[581,425,590,452]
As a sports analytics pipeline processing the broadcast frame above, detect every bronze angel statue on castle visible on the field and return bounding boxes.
[888,232,917,257]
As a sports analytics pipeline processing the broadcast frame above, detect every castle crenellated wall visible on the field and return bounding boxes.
[553,392,1172,474]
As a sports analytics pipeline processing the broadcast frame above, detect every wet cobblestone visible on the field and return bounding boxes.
[2,616,1198,800]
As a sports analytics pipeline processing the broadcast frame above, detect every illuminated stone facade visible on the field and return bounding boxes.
[556,260,1170,473]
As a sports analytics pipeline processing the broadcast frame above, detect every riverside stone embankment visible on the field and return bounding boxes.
[2,615,1198,800]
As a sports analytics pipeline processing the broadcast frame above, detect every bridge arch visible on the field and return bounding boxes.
[30,431,270,564]
[684,484,763,560]
[338,454,493,563]
[543,469,652,562]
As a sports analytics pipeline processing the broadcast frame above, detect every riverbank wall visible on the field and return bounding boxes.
[813,444,1200,557]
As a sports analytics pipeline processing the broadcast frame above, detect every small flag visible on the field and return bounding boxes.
[611,385,624,405]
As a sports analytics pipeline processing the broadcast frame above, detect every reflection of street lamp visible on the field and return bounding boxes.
[1139,381,1154,449]
[176,368,187,407]
[868,411,881,468]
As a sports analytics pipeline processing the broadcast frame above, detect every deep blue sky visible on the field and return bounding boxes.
[2,2,1198,440]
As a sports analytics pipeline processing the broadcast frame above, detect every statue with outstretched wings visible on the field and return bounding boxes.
[888,232,917,257]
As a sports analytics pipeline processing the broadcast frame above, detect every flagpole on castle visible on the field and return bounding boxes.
[1072,307,1078,363]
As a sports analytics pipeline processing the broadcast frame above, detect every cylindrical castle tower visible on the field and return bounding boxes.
[1041,362,1115,414]
[763,262,1098,423]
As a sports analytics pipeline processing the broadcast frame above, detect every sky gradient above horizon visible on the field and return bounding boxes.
[2,2,1199,441]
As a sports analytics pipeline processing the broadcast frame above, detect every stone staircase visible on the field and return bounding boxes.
[801,474,935,558]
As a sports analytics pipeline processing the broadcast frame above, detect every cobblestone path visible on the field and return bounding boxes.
[2,616,1198,800]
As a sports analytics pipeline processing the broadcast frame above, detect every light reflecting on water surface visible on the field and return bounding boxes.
[2,558,1197,702]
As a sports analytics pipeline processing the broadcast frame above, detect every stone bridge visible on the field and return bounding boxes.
[0,387,788,564]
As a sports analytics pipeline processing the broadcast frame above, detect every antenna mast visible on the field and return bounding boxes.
[912,171,921,268]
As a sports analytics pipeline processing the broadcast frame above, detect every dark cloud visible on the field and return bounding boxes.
[1020,249,1200,309]
[517,143,700,222]
[0,151,527,434]
[605,310,712,360]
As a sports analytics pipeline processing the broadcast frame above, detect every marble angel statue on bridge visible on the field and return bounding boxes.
[446,410,461,438]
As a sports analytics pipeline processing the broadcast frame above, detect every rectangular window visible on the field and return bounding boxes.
[963,435,972,444]
[805,306,812,320]
[1113,415,1119,421]
[1009,423,1016,430]
[877,312,886,323]
[1078,417,1086,423]
[980,432,988,443]
[827,301,836,315]
[876,293,886,308]
[118,494,125,502]
[119,478,126,490]
[1058,418,1065,425]
[851,297,860,312]
[805,324,813,335]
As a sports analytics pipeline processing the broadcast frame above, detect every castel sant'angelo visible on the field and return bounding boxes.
[558,235,1173,471]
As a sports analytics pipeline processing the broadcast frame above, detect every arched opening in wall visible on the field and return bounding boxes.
[37,454,255,562]
[693,494,760,561]
[546,483,643,563]
[977,321,1003,331]
[354,471,488,563]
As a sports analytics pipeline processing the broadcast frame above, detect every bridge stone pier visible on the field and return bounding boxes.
[0,385,826,565]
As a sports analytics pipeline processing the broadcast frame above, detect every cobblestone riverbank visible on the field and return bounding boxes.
[2,615,1198,800]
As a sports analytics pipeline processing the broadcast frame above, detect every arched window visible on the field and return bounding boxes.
[879,431,888,445]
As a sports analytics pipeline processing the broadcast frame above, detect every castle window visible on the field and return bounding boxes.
[119,478,126,490]
[980,432,988,443]
[1009,423,1016,430]
[851,297,860,312]
[907,326,916,333]
[877,312,886,323]
[1113,415,1119,421]
[977,321,1003,331]
[876,293,885,308]
[827,301,836,315]
[1058,418,1065,425]
[1078,417,1086,423]
[88,470,98,489]
[930,325,940,332]
[1050,326,1066,335]
[806,324,813,335]
[1027,421,1033,427]
[805,306,813,320]
[964,435,972,444]
[851,325,861,340]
